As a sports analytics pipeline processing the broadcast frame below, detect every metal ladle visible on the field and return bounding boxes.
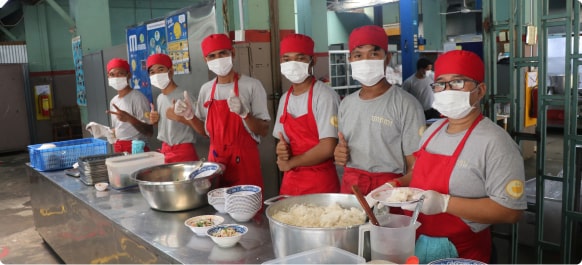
[410,195,425,226]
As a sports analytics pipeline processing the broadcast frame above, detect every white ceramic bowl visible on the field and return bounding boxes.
[228,211,258,222]
[94,182,109,191]
[210,202,226,213]
[207,224,248,248]
[184,215,225,236]
[208,187,227,205]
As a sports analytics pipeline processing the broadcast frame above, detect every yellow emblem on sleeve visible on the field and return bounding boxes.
[330,115,338,128]
[418,125,427,137]
[505,180,524,198]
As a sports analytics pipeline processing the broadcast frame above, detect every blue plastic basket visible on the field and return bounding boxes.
[28,138,108,171]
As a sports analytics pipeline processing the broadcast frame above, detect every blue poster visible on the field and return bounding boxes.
[126,25,152,103]
[72,36,86,106]
[166,12,190,74]
[146,20,167,56]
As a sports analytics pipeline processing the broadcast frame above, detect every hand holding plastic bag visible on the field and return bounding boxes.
[86,121,117,144]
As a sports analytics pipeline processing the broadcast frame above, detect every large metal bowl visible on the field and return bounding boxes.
[131,161,224,212]
[264,193,367,258]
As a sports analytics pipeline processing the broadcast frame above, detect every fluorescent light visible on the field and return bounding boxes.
[0,0,8,8]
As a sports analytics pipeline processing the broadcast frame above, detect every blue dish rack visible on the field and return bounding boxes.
[28,138,108,171]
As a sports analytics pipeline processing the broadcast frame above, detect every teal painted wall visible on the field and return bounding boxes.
[327,11,372,47]
[71,0,112,53]
[278,0,294,30]
[23,0,75,72]
[382,2,400,24]
[421,0,445,51]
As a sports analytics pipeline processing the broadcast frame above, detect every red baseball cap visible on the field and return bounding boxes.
[434,50,484,83]
[146,53,172,70]
[201,34,233,57]
[280,34,314,56]
[106,58,130,73]
[349,25,388,52]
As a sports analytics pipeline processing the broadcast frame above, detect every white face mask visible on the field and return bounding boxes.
[150,72,171,90]
[280,61,310,84]
[350,59,385,86]
[426,70,435,81]
[108,77,128,91]
[432,89,478,119]
[207,56,233,76]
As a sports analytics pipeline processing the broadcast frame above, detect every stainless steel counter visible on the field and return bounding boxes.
[27,165,275,264]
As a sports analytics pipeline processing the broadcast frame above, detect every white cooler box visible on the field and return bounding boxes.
[106,152,165,190]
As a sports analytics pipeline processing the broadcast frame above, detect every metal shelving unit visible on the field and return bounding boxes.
[329,50,360,96]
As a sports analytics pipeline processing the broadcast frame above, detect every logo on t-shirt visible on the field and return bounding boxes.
[330,115,338,128]
[505,180,525,199]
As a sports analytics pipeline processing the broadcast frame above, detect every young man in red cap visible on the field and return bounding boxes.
[333,25,425,195]
[272,33,340,195]
[174,33,270,189]
[400,50,526,263]
[105,58,153,153]
[147,53,200,163]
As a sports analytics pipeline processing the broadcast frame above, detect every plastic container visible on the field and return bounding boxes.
[105,152,164,190]
[28,138,107,171]
[263,246,365,264]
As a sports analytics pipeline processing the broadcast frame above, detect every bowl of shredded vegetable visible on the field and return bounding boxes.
[207,224,248,248]
[184,215,224,236]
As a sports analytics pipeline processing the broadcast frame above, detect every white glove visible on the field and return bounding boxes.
[402,190,450,215]
[174,90,196,120]
[365,182,394,208]
[227,90,249,118]
[86,122,117,144]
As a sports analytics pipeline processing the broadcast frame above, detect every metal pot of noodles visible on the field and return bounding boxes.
[264,193,367,258]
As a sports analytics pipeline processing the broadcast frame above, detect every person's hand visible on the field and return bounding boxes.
[174,90,195,120]
[227,90,249,118]
[276,157,293,172]
[165,105,180,121]
[333,132,350,166]
[105,128,117,144]
[401,190,451,215]
[107,104,133,122]
[149,103,159,124]
[276,132,291,161]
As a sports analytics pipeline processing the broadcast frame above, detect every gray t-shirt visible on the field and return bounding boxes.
[338,85,425,174]
[273,80,340,141]
[110,89,150,142]
[402,75,434,111]
[156,86,197,146]
[195,75,271,143]
[422,117,527,232]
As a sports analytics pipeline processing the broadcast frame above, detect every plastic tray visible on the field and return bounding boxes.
[263,246,365,264]
[28,138,107,171]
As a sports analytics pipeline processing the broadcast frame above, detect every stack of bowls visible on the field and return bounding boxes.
[207,187,227,213]
[225,185,262,222]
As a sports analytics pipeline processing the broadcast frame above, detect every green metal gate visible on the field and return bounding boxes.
[483,0,582,263]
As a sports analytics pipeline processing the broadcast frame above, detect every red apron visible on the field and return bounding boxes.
[204,74,263,190]
[278,80,339,195]
[409,115,491,263]
[340,167,402,195]
[161,142,199,163]
[113,140,150,154]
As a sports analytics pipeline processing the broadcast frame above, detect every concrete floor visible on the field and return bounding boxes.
[0,151,62,264]
[0,129,575,264]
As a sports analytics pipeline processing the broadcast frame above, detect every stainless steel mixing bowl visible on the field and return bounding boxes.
[132,161,224,211]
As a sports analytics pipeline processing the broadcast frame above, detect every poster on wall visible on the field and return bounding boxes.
[166,12,190,75]
[72,36,87,106]
[146,20,167,56]
[126,25,153,103]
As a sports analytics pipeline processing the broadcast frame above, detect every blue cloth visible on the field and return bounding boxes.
[415,234,459,264]
[131,140,145,154]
